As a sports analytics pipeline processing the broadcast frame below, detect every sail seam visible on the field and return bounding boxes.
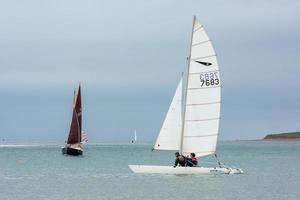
[192,40,210,46]
[193,26,203,32]
[188,85,221,90]
[190,55,216,61]
[186,102,220,106]
[184,134,218,138]
[185,118,220,122]
[189,70,220,75]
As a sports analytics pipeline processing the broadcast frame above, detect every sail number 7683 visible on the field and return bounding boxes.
[200,72,220,87]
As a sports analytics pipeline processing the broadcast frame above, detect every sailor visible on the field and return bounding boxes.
[186,153,198,167]
[191,153,198,166]
[173,152,186,167]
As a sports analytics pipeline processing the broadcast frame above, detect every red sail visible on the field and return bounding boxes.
[67,110,81,144]
[73,84,82,142]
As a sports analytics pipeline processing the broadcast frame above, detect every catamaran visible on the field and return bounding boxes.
[62,84,84,156]
[128,16,243,174]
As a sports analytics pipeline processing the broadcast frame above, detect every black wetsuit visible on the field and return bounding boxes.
[174,155,186,167]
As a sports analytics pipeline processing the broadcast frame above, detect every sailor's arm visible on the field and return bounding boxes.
[174,158,179,168]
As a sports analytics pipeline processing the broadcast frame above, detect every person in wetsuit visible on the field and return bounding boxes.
[173,152,186,167]
[186,153,198,167]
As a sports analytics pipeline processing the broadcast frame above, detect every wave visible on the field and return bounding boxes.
[0,144,28,147]
[0,144,59,147]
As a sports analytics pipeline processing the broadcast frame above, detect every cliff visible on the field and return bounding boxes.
[263,132,300,140]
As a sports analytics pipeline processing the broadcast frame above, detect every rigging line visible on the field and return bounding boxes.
[192,40,210,47]
[179,16,196,154]
[214,154,223,168]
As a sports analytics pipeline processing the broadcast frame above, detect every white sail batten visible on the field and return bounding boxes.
[182,19,221,157]
[154,79,183,150]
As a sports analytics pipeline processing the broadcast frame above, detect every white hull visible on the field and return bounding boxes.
[128,165,243,175]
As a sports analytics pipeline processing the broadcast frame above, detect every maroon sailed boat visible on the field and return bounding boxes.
[62,84,83,156]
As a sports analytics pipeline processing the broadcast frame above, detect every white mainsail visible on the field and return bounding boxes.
[182,19,221,157]
[154,17,221,157]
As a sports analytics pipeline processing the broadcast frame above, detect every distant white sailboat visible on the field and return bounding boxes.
[131,130,137,143]
[129,16,243,174]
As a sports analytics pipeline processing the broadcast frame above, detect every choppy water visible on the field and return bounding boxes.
[0,141,299,200]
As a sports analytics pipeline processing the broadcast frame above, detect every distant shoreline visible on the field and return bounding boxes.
[263,132,300,140]
[235,139,300,142]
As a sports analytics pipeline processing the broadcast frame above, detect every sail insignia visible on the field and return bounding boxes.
[195,61,212,66]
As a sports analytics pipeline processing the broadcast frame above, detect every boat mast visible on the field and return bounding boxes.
[179,16,196,155]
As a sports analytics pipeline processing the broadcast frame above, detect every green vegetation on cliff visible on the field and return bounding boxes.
[264,132,300,140]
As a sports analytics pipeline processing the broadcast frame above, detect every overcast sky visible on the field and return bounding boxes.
[0,0,299,143]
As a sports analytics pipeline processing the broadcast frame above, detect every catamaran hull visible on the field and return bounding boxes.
[62,147,82,156]
[128,165,243,175]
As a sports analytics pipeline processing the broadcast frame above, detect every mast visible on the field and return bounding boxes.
[179,16,196,155]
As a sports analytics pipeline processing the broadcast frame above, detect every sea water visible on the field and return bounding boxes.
[0,141,299,200]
